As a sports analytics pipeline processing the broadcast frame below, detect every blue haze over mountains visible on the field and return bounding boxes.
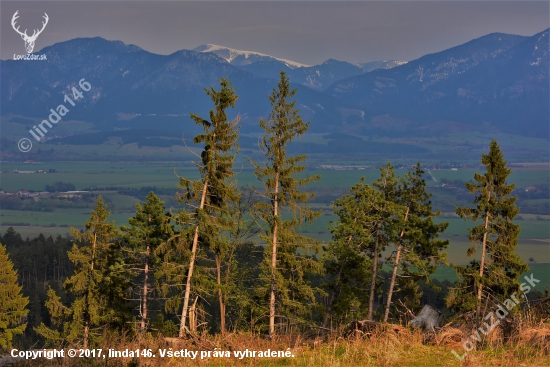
[1,29,548,150]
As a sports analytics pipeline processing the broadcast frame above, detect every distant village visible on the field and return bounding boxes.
[0,190,88,198]
[0,168,55,175]
[0,164,88,198]
[316,164,463,171]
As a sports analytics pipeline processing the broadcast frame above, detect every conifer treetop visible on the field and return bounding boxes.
[252,71,319,213]
[448,139,527,315]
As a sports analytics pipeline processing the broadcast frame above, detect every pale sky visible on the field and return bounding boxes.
[1,1,548,64]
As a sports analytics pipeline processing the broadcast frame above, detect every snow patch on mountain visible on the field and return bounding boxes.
[193,44,310,68]
[359,60,408,73]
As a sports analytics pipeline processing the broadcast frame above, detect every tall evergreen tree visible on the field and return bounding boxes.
[36,197,124,348]
[383,163,448,322]
[250,71,322,336]
[2,227,25,249]
[447,140,527,320]
[370,164,402,321]
[323,177,391,326]
[170,78,240,337]
[0,243,29,351]
[121,192,173,333]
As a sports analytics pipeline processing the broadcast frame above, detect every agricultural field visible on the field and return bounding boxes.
[1,160,548,276]
[0,131,550,280]
[2,160,546,193]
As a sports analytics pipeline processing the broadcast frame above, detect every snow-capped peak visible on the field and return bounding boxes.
[193,44,310,69]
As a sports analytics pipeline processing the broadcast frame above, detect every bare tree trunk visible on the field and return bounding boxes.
[216,256,226,334]
[189,297,198,332]
[269,173,279,337]
[140,243,150,333]
[384,244,402,323]
[384,207,410,323]
[367,227,380,321]
[83,324,89,350]
[476,191,491,319]
[179,179,208,337]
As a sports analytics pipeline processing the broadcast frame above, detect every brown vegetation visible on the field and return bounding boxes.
[11,317,548,367]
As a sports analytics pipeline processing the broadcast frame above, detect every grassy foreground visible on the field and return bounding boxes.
[8,325,549,367]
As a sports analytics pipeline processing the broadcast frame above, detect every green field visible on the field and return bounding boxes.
[1,160,548,271]
[430,168,550,189]
[0,163,424,192]
[382,263,550,292]
[434,216,550,239]
[1,206,548,266]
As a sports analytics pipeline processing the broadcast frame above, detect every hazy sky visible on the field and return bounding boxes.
[1,1,548,64]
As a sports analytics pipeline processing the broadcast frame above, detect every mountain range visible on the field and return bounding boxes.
[328,30,549,137]
[1,29,548,143]
[193,44,405,91]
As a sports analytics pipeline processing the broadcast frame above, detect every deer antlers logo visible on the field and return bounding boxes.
[11,10,49,54]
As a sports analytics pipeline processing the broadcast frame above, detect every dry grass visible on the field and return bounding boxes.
[9,323,550,367]
[434,326,464,350]
[515,325,550,351]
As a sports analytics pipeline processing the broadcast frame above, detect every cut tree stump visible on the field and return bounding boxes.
[410,304,445,332]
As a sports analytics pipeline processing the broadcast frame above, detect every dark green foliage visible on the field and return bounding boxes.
[370,164,403,321]
[447,140,528,318]
[324,163,448,325]
[250,71,322,335]
[210,186,261,334]
[1,228,25,249]
[323,165,401,324]
[36,197,127,348]
[384,163,449,321]
[323,178,384,325]
[45,182,76,192]
[121,192,173,332]
[159,78,241,336]
[1,228,73,346]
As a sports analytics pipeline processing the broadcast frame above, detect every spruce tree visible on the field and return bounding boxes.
[36,197,123,348]
[383,163,448,322]
[250,71,322,336]
[170,78,240,336]
[447,140,527,320]
[371,164,402,321]
[323,177,390,326]
[0,243,29,350]
[121,192,173,333]
[2,227,24,249]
